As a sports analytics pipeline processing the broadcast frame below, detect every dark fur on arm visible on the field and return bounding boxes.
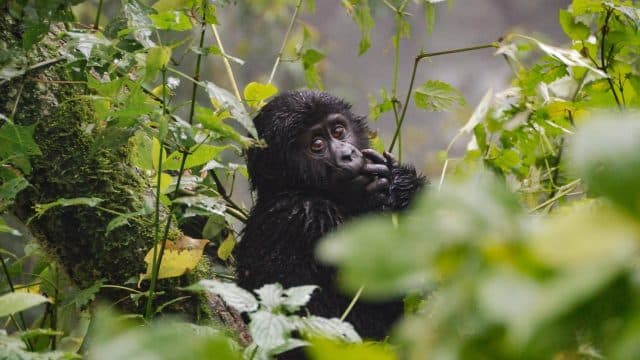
[388,163,427,211]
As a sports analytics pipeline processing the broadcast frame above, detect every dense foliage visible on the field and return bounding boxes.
[1,0,639,359]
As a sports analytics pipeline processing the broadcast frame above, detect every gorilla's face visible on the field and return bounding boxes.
[298,113,366,185]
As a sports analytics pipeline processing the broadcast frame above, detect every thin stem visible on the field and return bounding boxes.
[94,0,104,30]
[211,24,242,101]
[390,3,404,161]
[599,9,622,110]
[530,179,581,212]
[388,42,497,152]
[144,69,168,320]
[340,285,365,321]
[210,170,248,220]
[268,0,303,84]
[149,2,213,313]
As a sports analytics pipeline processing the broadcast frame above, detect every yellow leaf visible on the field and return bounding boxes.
[217,232,236,261]
[142,235,209,280]
[15,283,41,295]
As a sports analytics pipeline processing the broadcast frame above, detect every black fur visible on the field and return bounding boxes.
[236,90,425,340]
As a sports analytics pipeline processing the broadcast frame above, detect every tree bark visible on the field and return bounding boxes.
[0,12,248,343]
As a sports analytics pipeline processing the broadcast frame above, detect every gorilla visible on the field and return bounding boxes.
[235,90,425,339]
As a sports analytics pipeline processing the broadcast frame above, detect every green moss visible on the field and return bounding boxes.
[0,14,212,319]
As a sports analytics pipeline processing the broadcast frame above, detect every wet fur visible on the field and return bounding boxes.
[235,90,425,340]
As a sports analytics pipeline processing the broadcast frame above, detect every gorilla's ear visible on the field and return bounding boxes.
[246,146,278,191]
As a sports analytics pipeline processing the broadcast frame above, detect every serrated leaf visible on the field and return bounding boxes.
[282,285,318,311]
[0,292,50,317]
[243,82,278,109]
[249,310,295,350]
[529,37,607,77]
[61,279,104,309]
[559,9,590,40]
[255,283,285,310]
[198,279,258,312]
[414,80,465,112]
[204,81,257,138]
[297,316,361,342]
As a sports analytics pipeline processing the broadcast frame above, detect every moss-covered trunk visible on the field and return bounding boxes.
[0,14,247,341]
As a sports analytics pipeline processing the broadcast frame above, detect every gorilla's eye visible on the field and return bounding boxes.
[331,125,346,139]
[310,138,325,152]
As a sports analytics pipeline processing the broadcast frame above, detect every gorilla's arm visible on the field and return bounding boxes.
[389,162,425,210]
[360,149,426,211]
[235,193,344,293]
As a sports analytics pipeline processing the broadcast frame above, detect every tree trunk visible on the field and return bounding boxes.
[0,13,248,343]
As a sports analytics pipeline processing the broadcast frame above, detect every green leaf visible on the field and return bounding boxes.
[249,310,295,350]
[149,11,193,31]
[197,279,258,312]
[0,292,50,317]
[572,0,604,15]
[414,80,466,112]
[33,197,104,219]
[282,285,318,311]
[145,46,172,80]
[0,122,42,158]
[307,338,396,360]
[243,82,278,108]
[559,9,590,40]
[204,81,257,138]
[163,144,227,171]
[0,177,29,205]
[347,0,374,55]
[297,316,361,342]
[152,0,195,12]
[570,112,640,216]
[61,279,104,309]
[173,195,226,217]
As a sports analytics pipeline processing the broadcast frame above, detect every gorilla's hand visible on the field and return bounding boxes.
[360,149,391,201]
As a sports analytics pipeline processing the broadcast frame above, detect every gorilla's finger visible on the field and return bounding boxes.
[362,163,390,177]
[366,177,389,193]
[383,151,399,167]
[361,149,387,164]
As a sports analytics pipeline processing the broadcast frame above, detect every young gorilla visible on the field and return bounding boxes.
[236,90,425,339]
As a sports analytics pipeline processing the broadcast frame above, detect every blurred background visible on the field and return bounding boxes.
[70,0,573,199]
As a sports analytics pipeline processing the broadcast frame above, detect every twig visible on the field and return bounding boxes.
[340,285,365,321]
[0,57,65,86]
[211,24,242,101]
[599,8,623,110]
[209,170,248,220]
[268,0,303,84]
[388,42,497,152]
[94,0,104,30]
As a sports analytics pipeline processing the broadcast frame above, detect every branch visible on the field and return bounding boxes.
[388,42,498,152]
[268,0,303,85]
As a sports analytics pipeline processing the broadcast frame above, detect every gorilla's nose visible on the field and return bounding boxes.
[340,148,356,162]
